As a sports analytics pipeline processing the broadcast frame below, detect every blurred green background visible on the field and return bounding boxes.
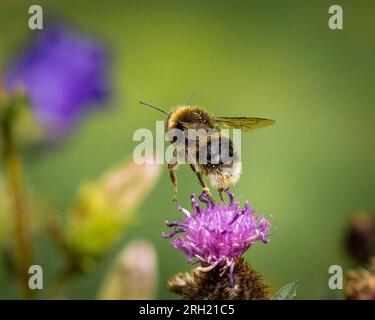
[1,0,375,299]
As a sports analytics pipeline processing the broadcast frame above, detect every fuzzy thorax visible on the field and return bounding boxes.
[166,105,214,131]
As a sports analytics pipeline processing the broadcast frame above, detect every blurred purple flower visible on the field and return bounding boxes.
[163,190,272,282]
[4,25,109,137]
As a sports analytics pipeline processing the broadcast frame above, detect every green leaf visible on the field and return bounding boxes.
[272,280,298,300]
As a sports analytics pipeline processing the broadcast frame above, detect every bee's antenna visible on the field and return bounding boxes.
[184,92,197,105]
[139,101,170,116]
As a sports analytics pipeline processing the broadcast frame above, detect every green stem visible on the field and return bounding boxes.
[47,213,82,299]
[1,113,35,300]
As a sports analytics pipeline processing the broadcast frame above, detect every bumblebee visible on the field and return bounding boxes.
[140,101,275,201]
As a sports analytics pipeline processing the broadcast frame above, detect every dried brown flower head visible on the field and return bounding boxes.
[344,257,375,300]
[168,258,270,300]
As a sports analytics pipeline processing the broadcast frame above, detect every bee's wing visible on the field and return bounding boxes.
[212,116,275,132]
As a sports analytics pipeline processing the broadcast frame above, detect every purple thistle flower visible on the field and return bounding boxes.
[4,25,109,137]
[163,190,272,284]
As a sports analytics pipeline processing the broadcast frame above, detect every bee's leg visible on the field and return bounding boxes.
[168,162,178,201]
[218,175,229,203]
[189,164,207,188]
[189,164,212,197]
[218,188,225,203]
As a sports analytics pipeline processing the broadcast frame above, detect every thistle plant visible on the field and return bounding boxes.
[163,189,273,299]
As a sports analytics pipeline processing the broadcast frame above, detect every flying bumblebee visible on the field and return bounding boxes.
[140,101,275,201]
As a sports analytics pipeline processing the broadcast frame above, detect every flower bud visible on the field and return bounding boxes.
[66,157,160,265]
[99,239,158,300]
